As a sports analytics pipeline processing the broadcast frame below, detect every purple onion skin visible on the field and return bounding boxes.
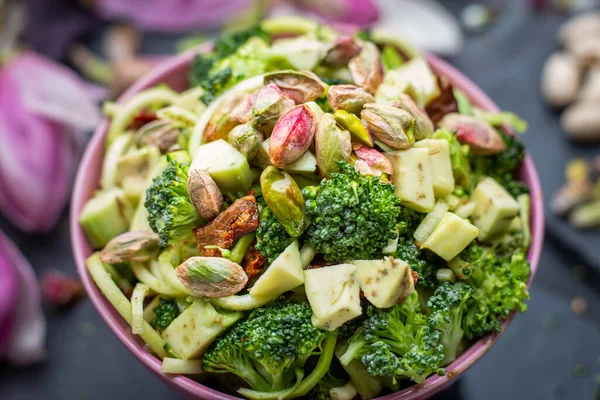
[0,229,46,365]
[0,52,101,233]
[0,231,19,356]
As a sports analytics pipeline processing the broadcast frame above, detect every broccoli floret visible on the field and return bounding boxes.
[203,301,329,392]
[255,201,294,263]
[305,162,402,262]
[151,298,180,333]
[427,282,473,364]
[461,244,530,339]
[190,26,272,105]
[144,161,203,247]
[472,132,528,198]
[340,292,445,384]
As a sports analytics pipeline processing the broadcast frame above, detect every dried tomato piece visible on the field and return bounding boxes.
[425,76,458,125]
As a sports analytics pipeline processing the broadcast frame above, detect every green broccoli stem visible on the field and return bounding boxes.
[230,233,256,264]
[237,332,338,400]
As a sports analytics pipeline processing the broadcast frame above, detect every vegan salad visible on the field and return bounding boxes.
[80,16,532,400]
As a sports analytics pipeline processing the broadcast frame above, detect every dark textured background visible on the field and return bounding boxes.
[1,1,600,399]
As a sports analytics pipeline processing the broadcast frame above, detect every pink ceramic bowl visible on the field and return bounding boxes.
[70,51,544,399]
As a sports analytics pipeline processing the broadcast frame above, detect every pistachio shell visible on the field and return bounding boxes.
[348,42,384,94]
[136,120,180,153]
[176,257,248,297]
[203,92,251,143]
[354,145,393,176]
[228,122,264,161]
[551,181,593,216]
[327,84,375,115]
[251,83,295,128]
[188,169,223,220]
[315,114,352,178]
[260,166,305,237]
[390,94,434,140]
[322,36,362,68]
[333,109,373,147]
[438,113,505,155]
[361,103,415,149]
[100,231,160,264]
[264,70,326,104]
[269,104,318,167]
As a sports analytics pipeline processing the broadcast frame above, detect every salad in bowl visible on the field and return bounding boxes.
[76,17,540,400]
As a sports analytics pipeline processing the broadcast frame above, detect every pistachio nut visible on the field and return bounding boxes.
[333,109,373,147]
[260,166,306,237]
[551,181,593,216]
[269,104,318,167]
[315,114,352,178]
[361,103,415,149]
[348,42,384,94]
[438,113,506,155]
[264,70,326,104]
[354,144,394,176]
[227,122,264,161]
[100,231,160,264]
[176,257,248,297]
[327,84,375,115]
[390,94,434,140]
[137,120,180,153]
[322,36,362,68]
[188,169,224,220]
[203,92,251,143]
[251,83,295,129]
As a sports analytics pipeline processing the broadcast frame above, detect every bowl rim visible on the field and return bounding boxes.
[70,50,544,400]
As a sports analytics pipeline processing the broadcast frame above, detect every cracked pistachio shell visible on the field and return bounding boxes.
[100,231,160,264]
[264,70,326,104]
[227,122,264,161]
[269,104,318,167]
[390,94,434,140]
[322,35,362,68]
[260,166,305,237]
[348,42,384,94]
[361,103,415,149]
[438,113,506,155]
[187,169,223,220]
[176,257,248,297]
[203,92,251,143]
[251,83,295,127]
[136,120,179,153]
[333,109,373,147]
[315,114,352,178]
[327,84,375,115]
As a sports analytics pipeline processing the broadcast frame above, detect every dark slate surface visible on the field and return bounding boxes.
[1,1,600,399]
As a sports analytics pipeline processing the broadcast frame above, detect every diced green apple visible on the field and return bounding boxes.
[470,177,520,241]
[413,200,449,243]
[375,58,440,107]
[350,257,415,308]
[386,148,435,212]
[414,139,455,198]
[190,139,253,194]
[419,212,480,261]
[249,241,304,298]
[254,138,317,174]
[162,300,241,360]
[304,264,362,331]
[80,188,134,249]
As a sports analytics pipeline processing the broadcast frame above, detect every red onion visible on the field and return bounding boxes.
[94,0,255,32]
[0,230,46,365]
[0,52,102,233]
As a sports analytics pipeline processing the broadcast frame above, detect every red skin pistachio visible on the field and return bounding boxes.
[251,83,295,127]
[203,92,251,143]
[263,70,326,104]
[269,104,318,167]
[348,41,384,94]
[354,144,393,176]
[438,113,506,155]
[322,36,363,68]
[41,270,84,308]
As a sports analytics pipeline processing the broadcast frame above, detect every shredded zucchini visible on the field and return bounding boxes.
[161,357,204,375]
[131,283,149,334]
[210,293,275,311]
[157,249,193,295]
[86,253,168,358]
[131,261,182,296]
